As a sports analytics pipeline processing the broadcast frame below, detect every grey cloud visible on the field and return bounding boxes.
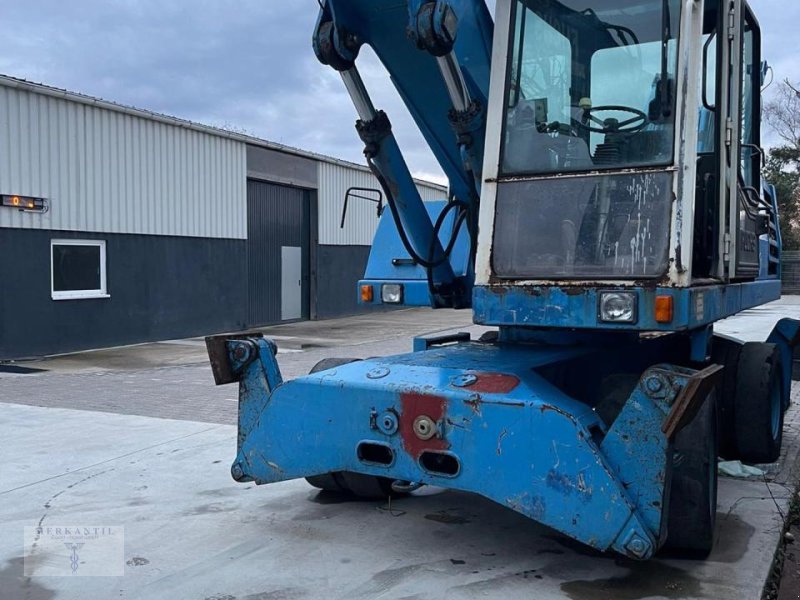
[0,0,439,178]
[0,0,797,179]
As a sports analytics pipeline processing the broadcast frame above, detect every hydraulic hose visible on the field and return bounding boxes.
[366,157,467,270]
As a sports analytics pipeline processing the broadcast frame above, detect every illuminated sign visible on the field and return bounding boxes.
[1,195,48,213]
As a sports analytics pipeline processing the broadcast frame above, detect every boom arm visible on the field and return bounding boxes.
[313,0,493,307]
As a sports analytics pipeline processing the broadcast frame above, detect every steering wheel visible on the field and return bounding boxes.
[575,105,648,135]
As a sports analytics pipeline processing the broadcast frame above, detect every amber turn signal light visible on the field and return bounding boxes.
[655,295,674,323]
[360,284,374,303]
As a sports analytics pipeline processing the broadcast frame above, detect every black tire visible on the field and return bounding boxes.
[734,343,784,464]
[304,358,399,499]
[339,472,395,499]
[478,330,499,343]
[661,392,719,559]
[305,472,348,493]
[308,357,361,374]
[711,335,742,459]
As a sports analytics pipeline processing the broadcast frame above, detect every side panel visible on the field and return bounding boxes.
[0,227,247,360]
[473,280,781,331]
[0,84,247,239]
[316,161,445,247]
[315,245,397,318]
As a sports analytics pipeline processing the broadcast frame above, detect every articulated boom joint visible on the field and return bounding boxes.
[408,1,459,57]
[408,0,485,190]
[448,98,484,178]
[355,111,393,159]
[313,19,361,72]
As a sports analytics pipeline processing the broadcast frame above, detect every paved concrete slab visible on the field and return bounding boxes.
[0,402,793,600]
[1,300,799,599]
[8,308,477,374]
[715,296,800,343]
[0,309,482,426]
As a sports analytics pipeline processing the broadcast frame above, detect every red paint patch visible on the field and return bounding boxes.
[466,372,520,394]
[400,393,449,458]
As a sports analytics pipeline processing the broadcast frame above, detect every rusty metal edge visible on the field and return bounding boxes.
[662,364,724,439]
[205,331,264,386]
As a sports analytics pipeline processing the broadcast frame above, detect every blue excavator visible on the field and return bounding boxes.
[207,0,800,559]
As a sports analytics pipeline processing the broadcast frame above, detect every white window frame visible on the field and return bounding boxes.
[50,239,110,301]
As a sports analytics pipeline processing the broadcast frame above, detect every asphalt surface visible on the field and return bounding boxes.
[0,301,798,599]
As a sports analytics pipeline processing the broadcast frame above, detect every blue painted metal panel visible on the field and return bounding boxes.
[473,280,782,331]
[364,201,471,282]
[358,200,472,307]
[228,339,713,559]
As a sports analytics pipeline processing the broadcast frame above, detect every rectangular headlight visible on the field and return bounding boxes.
[381,283,404,304]
[599,291,638,324]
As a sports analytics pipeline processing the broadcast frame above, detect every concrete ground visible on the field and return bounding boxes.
[1,300,799,600]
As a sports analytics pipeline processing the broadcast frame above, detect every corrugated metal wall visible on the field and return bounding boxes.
[317,161,447,246]
[247,180,309,326]
[0,84,247,239]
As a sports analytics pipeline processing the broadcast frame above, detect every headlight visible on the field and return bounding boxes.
[381,284,404,304]
[599,292,637,324]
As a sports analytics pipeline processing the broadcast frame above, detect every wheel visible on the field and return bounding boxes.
[308,357,361,374]
[304,357,400,499]
[661,392,718,558]
[478,330,498,343]
[733,343,784,464]
[305,472,348,493]
[339,472,395,499]
[711,335,742,459]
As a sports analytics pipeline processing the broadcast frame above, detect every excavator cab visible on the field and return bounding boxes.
[497,0,680,278]
[472,0,781,332]
[207,0,798,562]
[351,0,781,327]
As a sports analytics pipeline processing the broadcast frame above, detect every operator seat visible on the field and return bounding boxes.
[504,100,594,173]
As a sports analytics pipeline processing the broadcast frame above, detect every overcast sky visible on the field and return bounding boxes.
[0,1,793,184]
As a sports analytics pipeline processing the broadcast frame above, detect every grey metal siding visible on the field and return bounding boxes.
[317,161,447,246]
[0,84,247,238]
[315,244,398,319]
[247,180,309,326]
[0,227,247,360]
[782,251,800,294]
[246,144,318,189]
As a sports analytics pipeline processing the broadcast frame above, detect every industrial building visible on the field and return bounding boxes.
[0,75,445,360]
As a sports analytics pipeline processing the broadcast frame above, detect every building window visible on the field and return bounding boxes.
[51,239,109,300]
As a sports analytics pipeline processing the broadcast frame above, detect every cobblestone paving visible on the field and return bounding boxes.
[0,311,482,425]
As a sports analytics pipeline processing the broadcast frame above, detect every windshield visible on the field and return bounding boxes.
[501,0,682,175]
[492,171,674,279]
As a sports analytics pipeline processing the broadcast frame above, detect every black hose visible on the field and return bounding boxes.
[366,157,467,270]
[426,205,467,298]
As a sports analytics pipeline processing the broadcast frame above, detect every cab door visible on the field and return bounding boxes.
[733,7,764,278]
[714,0,765,279]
